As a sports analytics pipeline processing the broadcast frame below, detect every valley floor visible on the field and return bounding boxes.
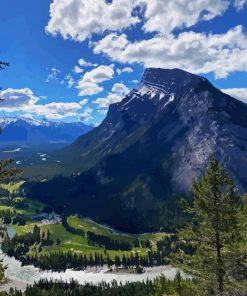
[0,182,171,270]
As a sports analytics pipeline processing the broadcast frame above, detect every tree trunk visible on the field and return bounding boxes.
[216,230,224,294]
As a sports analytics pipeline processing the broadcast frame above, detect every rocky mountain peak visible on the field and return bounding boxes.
[140,68,204,93]
[25,67,247,232]
[107,68,208,126]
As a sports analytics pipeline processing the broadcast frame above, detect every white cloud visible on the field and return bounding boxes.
[65,74,75,88]
[94,93,122,108]
[79,98,89,106]
[73,58,98,74]
[78,107,93,121]
[221,88,247,104]
[234,0,247,10]
[0,88,90,121]
[46,0,230,42]
[26,102,84,119]
[46,68,75,87]
[98,109,108,115]
[78,58,97,67]
[137,0,229,35]
[94,26,247,79]
[94,82,129,108]
[0,88,39,110]
[73,66,84,74]
[46,67,61,83]
[82,65,114,83]
[77,65,114,96]
[45,113,69,120]
[78,82,103,96]
[112,83,129,95]
[117,67,133,75]
[46,0,140,42]
[45,0,247,80]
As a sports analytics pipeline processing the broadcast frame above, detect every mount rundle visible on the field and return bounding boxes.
[26,68,247,232]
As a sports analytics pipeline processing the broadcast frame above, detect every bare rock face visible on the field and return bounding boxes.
[25,68,247,232]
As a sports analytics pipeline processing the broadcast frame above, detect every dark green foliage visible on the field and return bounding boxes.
[15,248,167,271]
[1,275,200,296]
[62,215,136,251]
[175,158,247,295]
[0,209,26,226]
[87,231,132,251]
[0,159,21,182]
[0,62,22,284]
[2,225,52,261]
[61,215,85,236]
[42,206,53,213]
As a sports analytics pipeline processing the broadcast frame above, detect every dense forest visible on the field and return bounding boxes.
[0,159,246,296]
[0,275,199,296]
[1,219,171,271]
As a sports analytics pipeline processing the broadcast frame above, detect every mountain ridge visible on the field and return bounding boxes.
[0,116,93,145]
[24,68,247,232]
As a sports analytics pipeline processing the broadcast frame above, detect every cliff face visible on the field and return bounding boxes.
[25,68,247,232]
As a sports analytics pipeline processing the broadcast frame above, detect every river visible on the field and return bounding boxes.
[0,226,181,292]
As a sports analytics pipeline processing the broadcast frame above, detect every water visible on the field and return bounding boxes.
[0,225,181,291]
[0,248,179,291]
[6,226,16,240]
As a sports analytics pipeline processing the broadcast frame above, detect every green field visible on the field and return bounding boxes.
[68,215,166,248]
[0,181,25,194]
[13,208,166,259]
[38,215,167,258]
[0,182,167,260]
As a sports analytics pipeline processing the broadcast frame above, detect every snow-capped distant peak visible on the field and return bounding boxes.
[0,116,93,144]
[18,116,44,126]
[0,116,43,127]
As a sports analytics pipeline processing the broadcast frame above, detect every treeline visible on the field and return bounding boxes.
[87,231,132,251]
[18,249,168,272]
[1,225,52,260]
[0,209,26,225]
[1,219,169,271]
[0,274,200,296]
[62,215,146,251]
[157,234,196,257]
[61,215,85,237]
[0,196,28,209]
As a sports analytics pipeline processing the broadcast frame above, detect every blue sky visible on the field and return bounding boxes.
[0,0,246,125]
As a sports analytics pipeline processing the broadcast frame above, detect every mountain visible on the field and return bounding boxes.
[0,116,93,145]
[24,68,247,232]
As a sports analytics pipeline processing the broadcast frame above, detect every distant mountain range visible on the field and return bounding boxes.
[24,68,247,233]
[0,117,93,145]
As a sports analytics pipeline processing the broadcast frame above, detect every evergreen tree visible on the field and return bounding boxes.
[0,62,21,181]
[176,158,246,295]
[0,61,20,285]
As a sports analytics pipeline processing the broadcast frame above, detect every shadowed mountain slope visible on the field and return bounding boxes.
[24,68,247,232]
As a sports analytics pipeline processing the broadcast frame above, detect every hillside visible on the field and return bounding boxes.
[24,68,247,232]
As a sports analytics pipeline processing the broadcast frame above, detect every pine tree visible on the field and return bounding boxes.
[0,62,21,181]
[176,158,246,295]
[0,61,20,284]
